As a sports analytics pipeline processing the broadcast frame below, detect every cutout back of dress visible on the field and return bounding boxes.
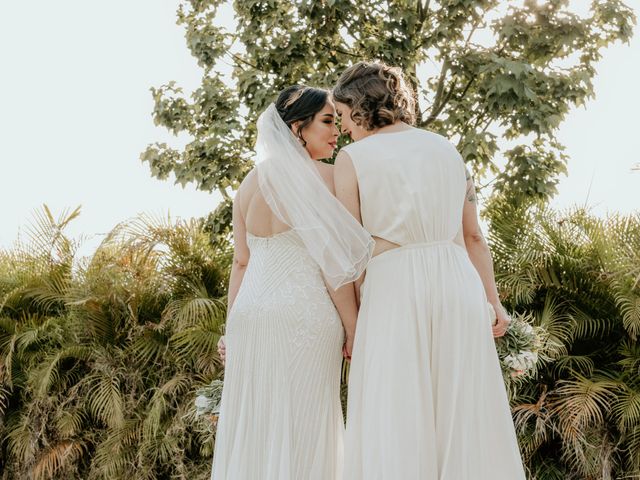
[242,170,291,238]
[342,128,466,255]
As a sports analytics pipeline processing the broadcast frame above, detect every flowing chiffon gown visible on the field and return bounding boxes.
[342,129,526,480]
[211,230,345,480]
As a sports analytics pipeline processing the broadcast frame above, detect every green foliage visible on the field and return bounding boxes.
[143,0,635,231]
[2,4,638,477]
[490,203,640,479]
[0,207,230,479]
[5,201,640,480]
[2,201,639,478]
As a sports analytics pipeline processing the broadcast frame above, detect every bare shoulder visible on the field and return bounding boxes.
[314,161,336,194]
[334,149,354,169]
[334,150,357,183]
[235,168,259,213]
[334,150,357,182]
[238,168,258,195]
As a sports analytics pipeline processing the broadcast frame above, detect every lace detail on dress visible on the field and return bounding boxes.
[229,231,341,351]
[212,229,345,480]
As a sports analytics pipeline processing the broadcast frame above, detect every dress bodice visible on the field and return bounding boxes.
[228,230,340,349]
[341,128,466,246]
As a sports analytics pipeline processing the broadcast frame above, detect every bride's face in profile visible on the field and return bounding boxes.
[294,102,339,160]
[334,102,367,141]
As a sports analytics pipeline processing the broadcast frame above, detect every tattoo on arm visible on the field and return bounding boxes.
[466,185,476,203]
[465,166,476,203]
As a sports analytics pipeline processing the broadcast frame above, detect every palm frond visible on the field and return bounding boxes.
[0,382,10,415]
[618,339,640,376]
[85,372,125,429]
[127,328,169,366]
[32,439,86,480]
[55,408,87,438]
[6,411,37,465]
[23,205,81,261]
[90,421,139,478]
[613,384,640,433]
[162,286,226,329]
[615,289,640,339]
[30,345,92,397]
[570,307,614,341]
[550,375,620,444]
[512,387,553,460]
[559,426,618,479]
[552,355,595,377]
[534,296,571,359]
[169,305,222,373]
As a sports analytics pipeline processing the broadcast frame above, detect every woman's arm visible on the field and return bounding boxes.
[227,192,250,315]
[334,151,366,308]
[325,282,358,359]
[219,188,251,365]
[461,167,509,337]
[332,151,366,356]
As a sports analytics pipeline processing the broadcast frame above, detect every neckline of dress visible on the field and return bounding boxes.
[372,126,417,136]
[358,127,421,144]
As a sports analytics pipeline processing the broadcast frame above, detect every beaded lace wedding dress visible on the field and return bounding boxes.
[211,102,371,480]
[211,229,347,480]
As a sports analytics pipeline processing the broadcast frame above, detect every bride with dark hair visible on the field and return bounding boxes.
[211,85,372,480]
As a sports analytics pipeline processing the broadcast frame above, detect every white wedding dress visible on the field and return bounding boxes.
[342,129,526,479]
[211,230,345,480]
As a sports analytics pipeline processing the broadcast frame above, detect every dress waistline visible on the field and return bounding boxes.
[368,239,465,267]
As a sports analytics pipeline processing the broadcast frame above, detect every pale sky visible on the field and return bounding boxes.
[1,1,638,256]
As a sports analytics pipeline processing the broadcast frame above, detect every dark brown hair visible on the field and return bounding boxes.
[332,61,416,131]
[275,85,329,145]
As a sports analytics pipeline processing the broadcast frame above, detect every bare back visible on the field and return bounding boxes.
[238,162,336,238]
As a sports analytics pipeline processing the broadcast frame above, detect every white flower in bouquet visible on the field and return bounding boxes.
[503,354,517,369]
[521,351,538,368]
[493,307,546,383]
[193,379,224,419]
[195,394,210,416]
[504,353,529,372]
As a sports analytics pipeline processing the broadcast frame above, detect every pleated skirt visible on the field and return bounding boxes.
[344,242,526,479]
[212,266,345,480]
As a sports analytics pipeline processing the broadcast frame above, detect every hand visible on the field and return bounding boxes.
[343,334,354,361]
[217,336,226,365]
[491,303,510,338]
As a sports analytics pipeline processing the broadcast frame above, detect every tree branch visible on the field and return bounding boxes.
[423,57,450,125]
[456,107,488,143]
[417,0,431,24]
[219,186,232,202]
[458,75,475,101]
[464,17,482,46]
[405,63,422,125]
[317,41,360,59]
[228,52,259,71]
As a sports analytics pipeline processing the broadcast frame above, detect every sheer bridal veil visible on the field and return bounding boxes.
[254,103,373,290]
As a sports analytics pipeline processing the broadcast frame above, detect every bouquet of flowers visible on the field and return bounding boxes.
[194,379,224,425]
[490,305,545,383]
